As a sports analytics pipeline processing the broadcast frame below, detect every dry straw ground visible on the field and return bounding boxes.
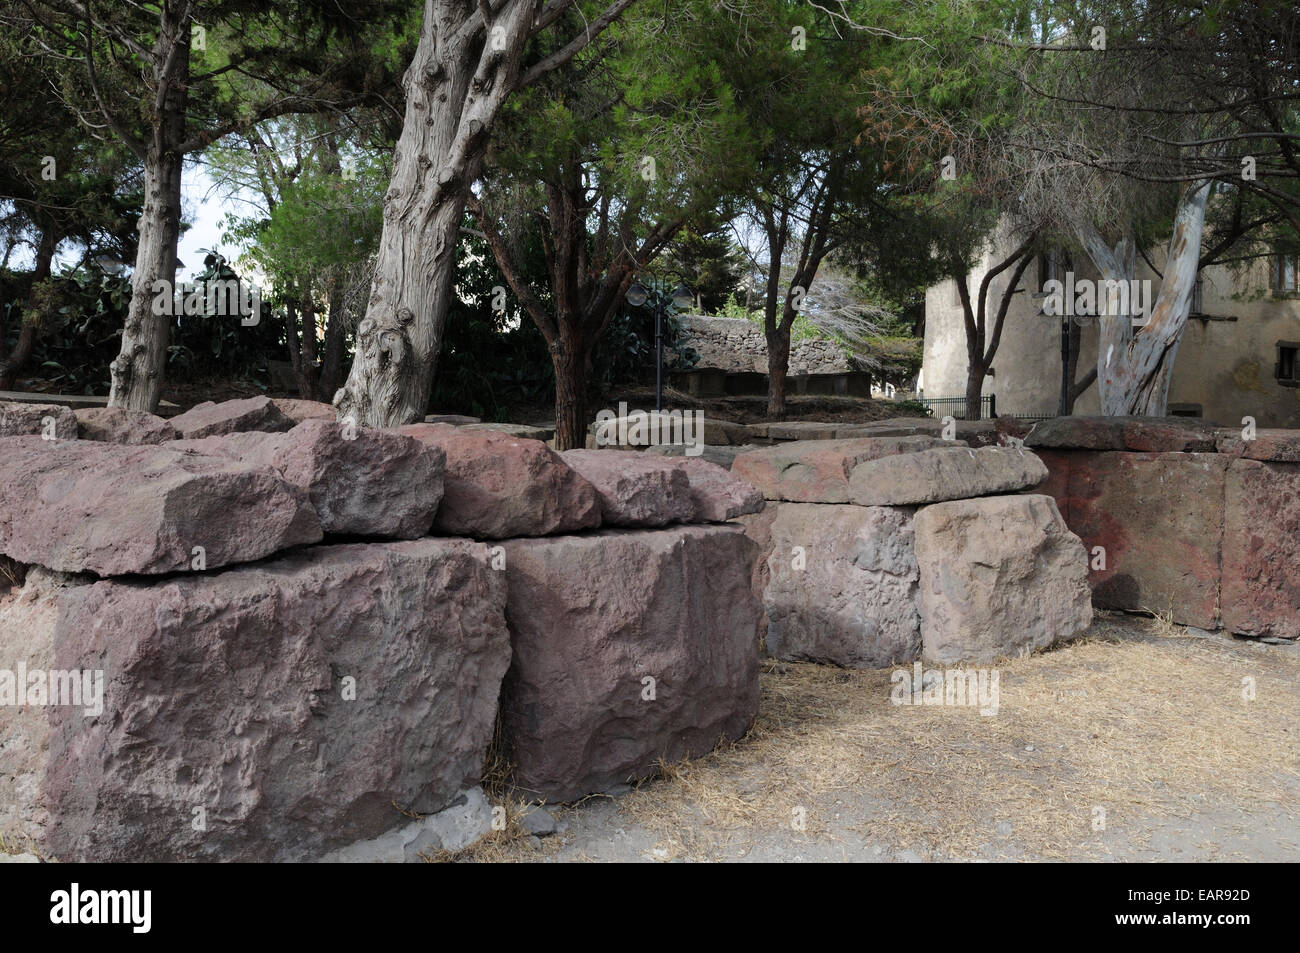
[448,614,1299,862]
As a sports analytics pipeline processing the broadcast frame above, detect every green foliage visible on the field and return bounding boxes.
[664,216,747,313]
[890,397,933,417]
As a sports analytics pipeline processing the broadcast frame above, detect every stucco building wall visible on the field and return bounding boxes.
[922,237,1300,426]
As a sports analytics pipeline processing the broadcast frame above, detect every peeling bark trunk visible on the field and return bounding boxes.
[0,228,56,390]
[1078,179,1213,416]
[333,0,535,427]
[107,12,188,412]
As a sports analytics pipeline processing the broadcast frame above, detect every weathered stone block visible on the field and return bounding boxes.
[848,445,1047,506]
[498,526,761,801]
[759,502,921,668]
[732,436,950,503]
[913,494,1092,664]
[0,437,321,575]
[0,540,512,861]
[1067,451,1227,627]
[1222,459,1300,639]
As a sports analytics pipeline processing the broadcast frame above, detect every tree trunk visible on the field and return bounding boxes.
[297,288,320,400]
[285,295,302,383]
[765,327,790,417]
[333,0,535,427]
[319,275,346,399]
[964,363,986,420]
[0,227,56,390]
[552,338,589,450]
[107,21,189,412]
[1079,179,1212,416]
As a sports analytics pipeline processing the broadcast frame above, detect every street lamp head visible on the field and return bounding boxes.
[670,282,694,311]
[625,281,648,308]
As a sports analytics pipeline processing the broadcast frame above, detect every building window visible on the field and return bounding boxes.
[1190,277,1204,315]
[1169,403,1202,418]
[1273,254,1299,293]
[1278,342,1299,386]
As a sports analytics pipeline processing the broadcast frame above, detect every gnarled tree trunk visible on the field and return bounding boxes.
[106,7,189,412]
[332,0,535,427]
[1076,178,1212,416]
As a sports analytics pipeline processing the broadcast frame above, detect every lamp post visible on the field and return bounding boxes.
[625,276,693,412]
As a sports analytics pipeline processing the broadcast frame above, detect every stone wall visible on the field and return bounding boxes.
[676,315,851,375]
[1027,415,1300,638]
[733,436,1093,667]
[0,398,765,860]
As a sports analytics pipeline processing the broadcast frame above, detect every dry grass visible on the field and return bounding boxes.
[451,616,1299,862]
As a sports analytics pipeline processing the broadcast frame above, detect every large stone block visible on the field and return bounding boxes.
[1067,451,1227,627]
[399,424,601,539]
[839,416,1000,446]
[177,420,444,539]
[498,526,761,801]
[732,435,950,503]
[1222,459,1300,639]
[0,401,77,439]
[759,502,921,668]
[560,450,695,526]
[0,540,511,861]
[0,437,322,575]
[168,395,295,439]
[913,494,1092,664]
[74,407,177,444]
[848,445,1047,506]
[562,450,763,524]
[1216,429,1300,463]
[269,398,338,425]
[1027,415,1219,452]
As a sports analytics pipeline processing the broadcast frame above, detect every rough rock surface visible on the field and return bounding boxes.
[169,395,294,439]
[1067,451,1227,627]
[848,445,1048,506]
[399,424,600,539]
[1027,415,1219,452]
[732,435,951,503]
[913,494,1092,664]
[177,420,444,539]
[0,540,511,862]
[672,457,764,521]
[759,502,921,668]
[321,787,494,863]
[839,417,1001,446]
[1221,459,1300,639]
[73,407,177,444]
[498,526,761,801]
[462,422,554,441]
[560,450,695,526]
[591,411,719,450]
[0,401,78,440]
[642,443,757,469]
[270,398,338,425]
[0,437,321,575]
[1216,429,1300,462]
